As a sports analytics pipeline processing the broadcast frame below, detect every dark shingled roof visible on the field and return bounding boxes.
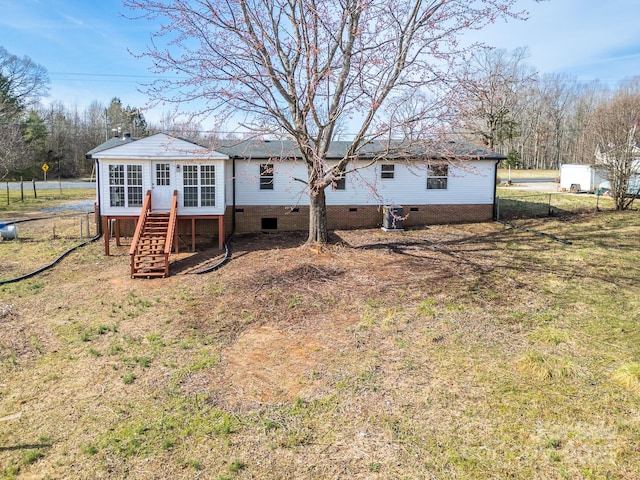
[86,133,505,161]
[211,138,505,161]
[85,135,137,157]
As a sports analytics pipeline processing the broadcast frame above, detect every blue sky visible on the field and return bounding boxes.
[1,0,639,126]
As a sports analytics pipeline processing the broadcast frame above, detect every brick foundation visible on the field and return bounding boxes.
[226,204,494,234]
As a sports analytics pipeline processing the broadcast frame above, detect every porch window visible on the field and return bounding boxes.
[108,165,125,207]
[183,164,216,207]
[200,165,216,206]
[109,164,143,207]
[260,163,274,190]
[127,165,143,206]
[183,165,198,207]
[427,164,448,190]
[333,176,346,190]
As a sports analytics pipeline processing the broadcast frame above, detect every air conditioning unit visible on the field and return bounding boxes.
[382,205,403,231]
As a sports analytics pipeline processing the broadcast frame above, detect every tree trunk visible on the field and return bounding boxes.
[307,189,329,244]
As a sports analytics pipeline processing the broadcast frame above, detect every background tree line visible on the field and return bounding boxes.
[0,46,150,180]
[2,44,640,181]
[457,47,640,172]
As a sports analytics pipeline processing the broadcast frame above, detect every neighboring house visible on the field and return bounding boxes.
[86,132,504,274]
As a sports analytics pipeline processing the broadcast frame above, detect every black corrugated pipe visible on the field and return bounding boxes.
[0,234,101,285]
[193,155,237,275]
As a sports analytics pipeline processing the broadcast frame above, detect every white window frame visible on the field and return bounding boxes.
[427,164,448,190]
[108,164,143,207]
[182,164,216,207]
[260,163,274,190]
[381,164,395,179]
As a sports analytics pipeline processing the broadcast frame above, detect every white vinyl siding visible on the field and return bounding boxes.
[232,159,496,207]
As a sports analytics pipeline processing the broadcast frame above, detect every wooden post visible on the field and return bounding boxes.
[218,216,225,250]
[191,218,196,252]
[103,217,110,255]
[115,219,121,246]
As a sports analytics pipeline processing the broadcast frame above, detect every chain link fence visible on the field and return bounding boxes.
[495,192,613,221]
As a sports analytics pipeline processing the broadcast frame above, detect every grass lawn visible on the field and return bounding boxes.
[498,168,559,180]
[1,198,639,479]
[0,188,95,216]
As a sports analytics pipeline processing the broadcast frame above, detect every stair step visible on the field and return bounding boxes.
[131,203,176,278]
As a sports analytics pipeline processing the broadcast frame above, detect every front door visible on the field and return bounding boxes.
[152,162,173,211]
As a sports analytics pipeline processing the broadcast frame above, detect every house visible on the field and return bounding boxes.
[86,132,504,277]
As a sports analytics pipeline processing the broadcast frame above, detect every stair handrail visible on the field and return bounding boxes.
[129,190,152,257]
[164,190,179,256]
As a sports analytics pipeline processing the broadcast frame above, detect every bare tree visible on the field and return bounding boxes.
[0,47,49,178]
[0,47,49,116]
[587,90,640,210]
[456,47,537,153]
[0,125,29,179]
[125,0,539,243]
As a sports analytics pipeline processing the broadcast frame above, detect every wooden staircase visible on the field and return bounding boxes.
[129,190,179,278]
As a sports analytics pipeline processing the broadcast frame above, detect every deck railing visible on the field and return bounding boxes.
[129,190,152,260]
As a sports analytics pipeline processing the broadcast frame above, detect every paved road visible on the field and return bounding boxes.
[3,180,95,190]
[500,179,560,193]
[515,178,556,183]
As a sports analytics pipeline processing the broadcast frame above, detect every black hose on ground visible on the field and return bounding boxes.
[0,234,101,286]
[193,234,234,274]
[1,210,100,285]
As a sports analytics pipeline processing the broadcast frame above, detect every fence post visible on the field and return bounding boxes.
[32,179,37,199]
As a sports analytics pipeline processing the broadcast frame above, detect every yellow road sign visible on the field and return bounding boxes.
[42,163,49,172]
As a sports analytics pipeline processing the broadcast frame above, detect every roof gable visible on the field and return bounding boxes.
[87,133,228,160]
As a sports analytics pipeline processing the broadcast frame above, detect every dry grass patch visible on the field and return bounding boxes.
[1,210,640,478]
[611,363,640,394]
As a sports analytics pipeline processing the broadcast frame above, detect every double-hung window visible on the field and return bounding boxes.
[381,164,395,179]
[260,163,274,190]
[183,165,216,207]
[109,164,143,207]
[427,164,448,190]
